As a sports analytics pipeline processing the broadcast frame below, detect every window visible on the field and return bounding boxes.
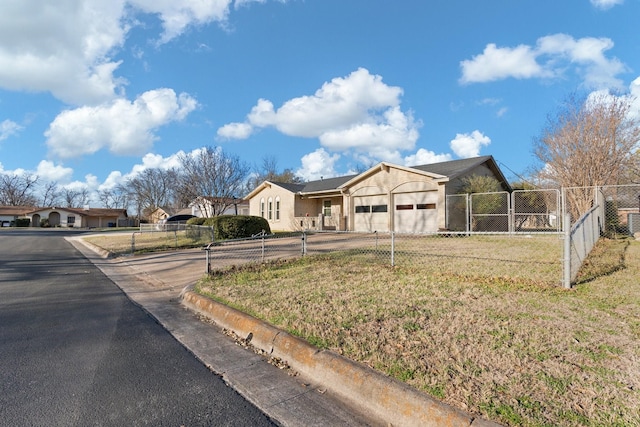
[355,205,370,213]
[396,204,413,210]
[268,197,273,220]
[323,200,331,216]
[417,203,436,210]
[275,197,280,221]
[260,198,265,218]
[371,205,388,213]
[67,216,75,224]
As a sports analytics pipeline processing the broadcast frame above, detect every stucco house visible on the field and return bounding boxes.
[27,207,129,228]
[0,205,36,226]
[245,155,511,233]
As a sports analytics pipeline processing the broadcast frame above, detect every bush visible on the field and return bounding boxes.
[15,218,31,227]
[204,215,270,240]
[187,217,207,226]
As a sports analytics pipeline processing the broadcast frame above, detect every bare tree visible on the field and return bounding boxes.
[534,92,640,187]
[62,187,91,208]
[40,181,61,207]
[0,173,39,206]
[179,146,250,217]
[123,168,180,218]
[246,155,302,193]
[98,187,129,209]
[533,92,640,218]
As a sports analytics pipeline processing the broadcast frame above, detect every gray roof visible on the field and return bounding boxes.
[270,156,506,195]
[411,155,493,179]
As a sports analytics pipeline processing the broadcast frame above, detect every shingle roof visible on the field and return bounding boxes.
[0,205,37,216]
[271,182,306,193]
[266,156,505,195]
[299,174,357,193]
[411,156,493,179]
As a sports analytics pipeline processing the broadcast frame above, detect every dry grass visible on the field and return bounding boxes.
[84,229,211,255]
[196,238,640,427]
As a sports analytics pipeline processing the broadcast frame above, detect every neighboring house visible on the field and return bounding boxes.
[190,196,250,218]
[0,205,36,226]
[27,207,129,228]
[245,155,511,233]
[147,206,192,224]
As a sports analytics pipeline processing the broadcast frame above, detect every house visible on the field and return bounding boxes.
[0,205,36,226]
[148,206,193,224]
[190,196,250,218]
[27,207,129,228]
[244,155,511,233]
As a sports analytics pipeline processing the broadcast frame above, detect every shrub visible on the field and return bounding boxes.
[206,215,270,240]
[187,217,207,226]
[15,218,31,227]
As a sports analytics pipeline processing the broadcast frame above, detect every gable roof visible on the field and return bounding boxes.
[26,207,127,217]
[246,156,510,198]
[411,156,493,178]
[0,205,37,216]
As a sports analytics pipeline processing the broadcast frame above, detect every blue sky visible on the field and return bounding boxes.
[1,0,639,202]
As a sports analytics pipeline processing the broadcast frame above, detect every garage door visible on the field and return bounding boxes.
[394,192,438,233]
[353,195,389,232]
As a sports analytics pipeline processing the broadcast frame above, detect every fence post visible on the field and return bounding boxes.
[391,231,395,267]
[261,233,265,263]
[131,232,137,255]
[301,231,307,256]
[206,246,211,275]
[562,213,572,289]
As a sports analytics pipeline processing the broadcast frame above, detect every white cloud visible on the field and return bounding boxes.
[460,33,627,90]
[450,130,491,158]
[590,0,623,10]
[0,0,127,105]
[35,160,74,182]
[404,149,452,166]
[0,119,23,141]
[296,148,340,181]
[129,0,233,45]
[45,88,198,159]
[217,122,254,139]
[0,0,240,105]
[218,68,421,163]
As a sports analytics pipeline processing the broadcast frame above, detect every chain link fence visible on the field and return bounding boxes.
[197,186,639,288]
[203,230,564,286]
[131,224,214,253]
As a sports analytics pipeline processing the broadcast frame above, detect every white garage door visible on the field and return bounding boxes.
[353,195,389,232]
[394,192,438,233]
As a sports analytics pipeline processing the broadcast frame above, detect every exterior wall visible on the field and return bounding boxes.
[29,209,82,228]
[28,209,125,228]
[345,166,444,232]
[248,184,298,232]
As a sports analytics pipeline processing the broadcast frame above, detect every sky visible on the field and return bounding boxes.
[1,0,640,204]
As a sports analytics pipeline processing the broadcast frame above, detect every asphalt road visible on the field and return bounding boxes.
[0,230,277,427]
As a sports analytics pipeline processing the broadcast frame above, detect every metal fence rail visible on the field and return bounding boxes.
[197,185,639,288]
[204,231,564,286]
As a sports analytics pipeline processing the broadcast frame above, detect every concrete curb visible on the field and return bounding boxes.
[181,291,501,427]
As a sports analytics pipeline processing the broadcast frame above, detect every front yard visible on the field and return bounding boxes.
[196,238,639,427]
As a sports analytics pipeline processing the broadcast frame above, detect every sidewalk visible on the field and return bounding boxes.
[68,236,500,427]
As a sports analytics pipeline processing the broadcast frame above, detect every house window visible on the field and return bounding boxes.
[417,203,436,210]
[275,197,280,220]
[323,200,331,216]
[355,205,370,213]
[268,198,273,220]
[260,198,265,218]
[371,205,388,213]
[67,216,75,224]
[396,204,413,210]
